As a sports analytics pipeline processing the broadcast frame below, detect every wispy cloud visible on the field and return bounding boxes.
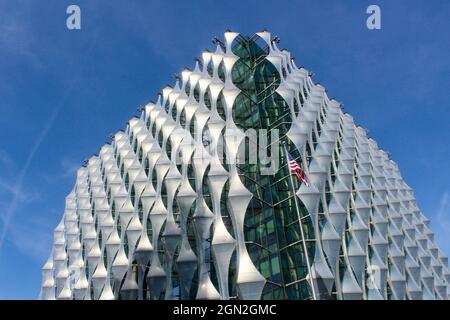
[41,156,81,184]
[0,178,41,205]
[0,149,13,167]
[433,191,450,258]
[4,214,54,262]
[0,0,39,64]
[110,1,216,67]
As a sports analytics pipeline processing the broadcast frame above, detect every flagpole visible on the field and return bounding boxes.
[283,144,317,300]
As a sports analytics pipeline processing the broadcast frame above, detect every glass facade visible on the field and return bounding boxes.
[230,36,315,300]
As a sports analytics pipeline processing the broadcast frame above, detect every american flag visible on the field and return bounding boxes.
[286,150,309,186]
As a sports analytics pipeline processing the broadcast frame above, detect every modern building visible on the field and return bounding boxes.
[40,31,450,300]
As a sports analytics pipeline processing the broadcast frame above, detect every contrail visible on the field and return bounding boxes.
[0,28,99,255]
[0,102,61,252]
[0,68,83,253]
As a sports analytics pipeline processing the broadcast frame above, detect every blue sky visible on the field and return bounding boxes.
[0,0,449,299]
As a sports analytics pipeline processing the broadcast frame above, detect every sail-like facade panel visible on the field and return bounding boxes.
[40,31,450,300]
